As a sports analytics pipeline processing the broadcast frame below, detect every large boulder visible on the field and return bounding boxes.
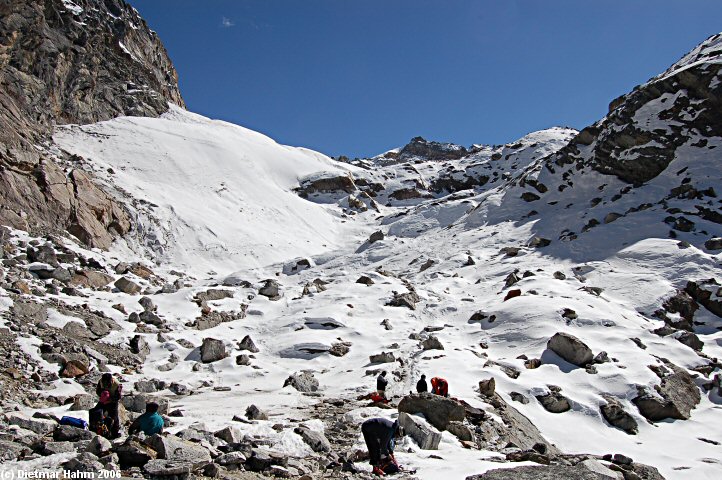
[600,396,638,435]
[200,337,227,363]
[633,363,701,421]
[144,459,193,477]
[398,393,465,431]
[398,412,441,450]
[146,434,211,467]
[121,394,169,415]
[294,426,331,452]
[283,371,319,393]
[466,464,613,479]
[546,332,594,366]
[115,276,142,295]
[114,439,157,469]
[5,412,56,435]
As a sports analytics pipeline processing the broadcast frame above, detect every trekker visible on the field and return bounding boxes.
[430,377,448,397]
[377,371,389,399]
[93,372,122,438]
[128,402,164,436]
[416,374,428,393]
[361,418,403,476]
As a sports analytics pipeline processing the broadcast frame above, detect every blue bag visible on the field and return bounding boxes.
[59,416,89,429]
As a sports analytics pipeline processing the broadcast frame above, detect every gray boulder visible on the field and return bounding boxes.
[283,371,319,392]
[294,426,331,452]
[447,421,474,442]
[398,393,465,431]
[633,363,701,421]
[398,412,441,449]
[246,404,269,421]
[421,336,444,350]
[200,337,228,363]
[258,279,281,299]
[536,391,571,413]
[0,440,30,461]
[86,435,113,456]
[63,453,104,475]
[115,277,142,295]
[130,335,150,357]
[547,332,594,366]
[479,378,496,397]
[215,451,247,466]
[466,464,612,479]
[115,439,157,469]
[54,424,94,442]
[121,394,169,415]
[147,434,211,467]
[144,459,192,476]
[214,426,242,444]
[600,397,638,435]
[6,413,56,435]
[704,237,722,250]
[238,335,260,353]
[369,351,396,364]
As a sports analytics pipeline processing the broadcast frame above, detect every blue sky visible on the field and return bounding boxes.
[127,0,722,158]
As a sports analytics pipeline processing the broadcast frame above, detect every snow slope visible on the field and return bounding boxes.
[53,106,365,276]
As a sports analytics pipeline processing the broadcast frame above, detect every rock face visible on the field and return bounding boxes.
[633,363,701,421]
[398,412,442,450]
[398,393,465,431]
[398,136,468,161]
[0,0,184,246]
[547,332,594,366]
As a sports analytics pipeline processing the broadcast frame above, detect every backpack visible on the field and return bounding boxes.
[59,416,88,429]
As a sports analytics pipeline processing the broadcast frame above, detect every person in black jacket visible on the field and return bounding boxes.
[416,374,427,393]
[361,418,403,475]
[376,371,388,399]
[93,373,123,438]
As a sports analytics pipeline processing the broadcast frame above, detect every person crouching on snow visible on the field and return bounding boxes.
[361,417,404,476]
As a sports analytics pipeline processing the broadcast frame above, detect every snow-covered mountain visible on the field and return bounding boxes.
[1,2,721,480]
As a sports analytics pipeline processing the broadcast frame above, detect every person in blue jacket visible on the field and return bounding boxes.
[128,402,164,436]
[361,417,403,476]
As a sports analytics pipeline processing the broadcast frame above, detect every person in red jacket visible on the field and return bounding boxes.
[430,377,448,397]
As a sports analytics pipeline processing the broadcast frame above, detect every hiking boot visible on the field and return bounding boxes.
[372,466,386,476]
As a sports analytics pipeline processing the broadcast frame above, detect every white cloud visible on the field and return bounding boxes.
[221,17,234,28]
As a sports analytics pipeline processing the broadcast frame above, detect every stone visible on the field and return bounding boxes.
[447,421,474,442]
[130,335,151,357]
[121,394,169,415]
[63,452,104,474]
[294,426,331,452]
[54,424,94,442]
[41,441,76,455]
[504,289,522,301]
[528,236,551,248]
[258,279,281,299]
[329,342,351,357]
[357,275,375,285]
[705,237,722,250]
[86,435,113,456]
[479,377,496,397]
[603,213,623,224]
[139,311,164,327]
[579,459,622,480]
[143,459,192,476]
[633,363,701,421]
[200,337,228,363]
[547,332,594,366]
[0,440,29,461]
[369,351,396,363]
[214,426,242,444]
[169,383,189,395]
[194,289,234,303]
[421,335,444,350]
[115,439,157,469]
[673,330,704,351]
[387,290,421,310]
[536,392,571,413]
[369,231,385,243]
[115,277,142,295]
[147,434,211,467]
[600,397,638,435]
[238,335,260,353]
[70,270,115,289]
[139,296,155,312]
[70,393,96,411]
[216,451,247,465]
[235,354,251,366]
[553,271,566,280]
[246,404,269,421]
[398,393,465,431]
[465,464,606,479]
[6,412,56,435]
[510,392,530,404]
[283,371,319,392]
[398,412,442,450]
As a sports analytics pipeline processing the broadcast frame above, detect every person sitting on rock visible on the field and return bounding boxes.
[431,376,448,397]
[361,418,404,476]
[416,374,428,393]
[128,402,164,436]
[94,372,123,438]
[377,371,389,399]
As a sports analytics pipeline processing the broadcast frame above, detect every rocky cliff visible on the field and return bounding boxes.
[0,0,184,248]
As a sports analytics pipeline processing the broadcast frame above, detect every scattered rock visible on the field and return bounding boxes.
[387,290,421,310]
[479,378,496,397]
[600,396,638,435]
[547,332,594,366]
[246,404,268,421]
[356,275,375,286]
[536,390,571,413]
[421,336,444,350]
[283,371,319,392]
[115,277,142,295]
[200,338,228,363]
[238,335,260,353]
[369,352,396,364]
[633,362,701,421]
[294,426,331,452]
[259,279,281,300]
[369,231,385,243]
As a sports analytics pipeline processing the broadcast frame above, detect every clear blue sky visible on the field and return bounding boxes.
[127,0,722,158]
